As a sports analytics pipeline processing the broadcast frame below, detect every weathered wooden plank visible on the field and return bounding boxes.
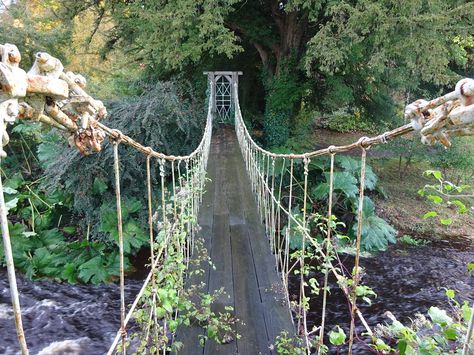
[231,223,269,354]
[203,130,236,354]
[178,126,293,355]
[233,140,295,349]
[223,150,269,354]
[178,147,217,355]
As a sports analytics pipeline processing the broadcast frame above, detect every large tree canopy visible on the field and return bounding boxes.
[3,0,474,145]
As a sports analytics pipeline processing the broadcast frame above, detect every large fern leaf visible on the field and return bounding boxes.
[336,155,378,190]
[313,171,358,200]
[352,197,396,251]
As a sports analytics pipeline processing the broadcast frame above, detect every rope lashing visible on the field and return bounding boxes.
[318,151,335,354]
[113,141,127,355]
[348,144,368,355]
[145,155,158,345]
[233,81,378,352]
[0,172,29,355]
[110,129,125,143]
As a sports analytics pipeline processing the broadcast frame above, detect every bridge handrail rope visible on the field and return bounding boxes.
[233,83,373,353]
[107,82,214,354]
[0,43,214,355]
[232,78,474,354]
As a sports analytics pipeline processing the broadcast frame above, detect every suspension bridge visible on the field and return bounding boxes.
[1,44,474,355]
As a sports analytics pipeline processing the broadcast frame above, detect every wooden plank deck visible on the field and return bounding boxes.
[178,125,294,355]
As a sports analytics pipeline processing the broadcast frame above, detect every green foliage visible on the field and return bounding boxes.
[99,198,148,255]
[130,178,239,352]
[311,155,396,252]
[313,172,359,200]
[273,331,310,355]
[39,82,203,243]
[399,235,430,247]
[329,326,346,346]
[0,221,127,284]
[418,169,473,226]
[352,197,397,252]
[426,138,474,182]
[326,108,375,133]
[372,291,473,354]
[307,1,474,88]
[0,1,72,69]
[264,62,305,147]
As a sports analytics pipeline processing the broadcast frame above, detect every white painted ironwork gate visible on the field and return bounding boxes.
[204,71,242,123]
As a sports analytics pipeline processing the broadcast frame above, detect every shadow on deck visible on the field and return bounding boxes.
[178,125,294,354]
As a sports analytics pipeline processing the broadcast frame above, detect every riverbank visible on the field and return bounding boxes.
[311,127,474,240]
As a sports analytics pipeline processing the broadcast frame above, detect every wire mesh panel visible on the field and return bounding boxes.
[215,74,233,122]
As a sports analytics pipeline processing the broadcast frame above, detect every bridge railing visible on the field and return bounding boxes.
[0,42,214,354]
[233,79,474,354]
[106,83,214,355]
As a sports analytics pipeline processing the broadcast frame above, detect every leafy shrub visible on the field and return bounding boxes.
[426,137,474,182]
[372,290,473,354]
[264,58,306,147]
[312,155,396,252]
[0,171,128,284]
[418,170,473,227]
[352,197,396,251]
[39,81,204,243]
[326,108,375,133]
[0,81,204,283]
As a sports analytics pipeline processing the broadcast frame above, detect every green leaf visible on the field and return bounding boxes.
[353,197,397,252]
[162,300,173,313]
[423,211,437,219]
[424,170,443,180]
[78,256,109,284]
[427,195,443,204]
[156,307,166,319]
[313,171,358,200]
[40,228,65,248]
[428,306,453,326]
[61,263,78,284]
[5,198,19,214]
[468,262,474,272]
[462,302,472,322]
[207,325,217,339]
[443,328,457,340]
[62,226,76,234]
[22,231,37,238]
[329,326,346,346]
[398,340,408,354]
[439,218,453,226]
[445,289,455,299]
[336,155,378,190]
[3,187,18,194]
[450,200,467,214]
[93,178,108,195]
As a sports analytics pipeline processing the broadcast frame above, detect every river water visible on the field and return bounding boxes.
[0,273,142,355]
[289,235,474,353]
[1,236,473,354]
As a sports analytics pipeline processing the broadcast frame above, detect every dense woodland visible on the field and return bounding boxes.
[0,1,474,352]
